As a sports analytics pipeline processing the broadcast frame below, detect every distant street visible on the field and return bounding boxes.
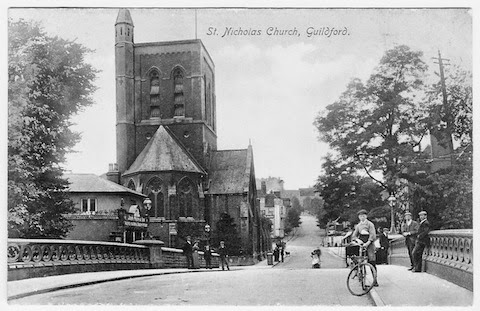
[12,215,372,306]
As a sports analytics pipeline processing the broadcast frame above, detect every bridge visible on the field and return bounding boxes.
[7,215,473,306]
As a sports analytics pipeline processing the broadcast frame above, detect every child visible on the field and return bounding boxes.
[311,248,321,268]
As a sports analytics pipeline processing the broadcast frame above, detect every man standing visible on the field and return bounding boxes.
[412,211,430,272]
[352,209,378,286]
[401,211,419,270]
[182,236,194,269]
[218,240,230,271]
[376,227,390,264]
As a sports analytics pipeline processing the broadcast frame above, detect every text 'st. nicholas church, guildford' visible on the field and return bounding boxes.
[109,9,264,256]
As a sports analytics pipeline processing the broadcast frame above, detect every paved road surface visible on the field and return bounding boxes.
[275,213,345,269]
[11,215,372,306]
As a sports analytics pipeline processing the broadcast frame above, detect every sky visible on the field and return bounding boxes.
[8,7,472,189]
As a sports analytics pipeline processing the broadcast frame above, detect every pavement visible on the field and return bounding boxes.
[8,249,474,306]
[324,246,474,307]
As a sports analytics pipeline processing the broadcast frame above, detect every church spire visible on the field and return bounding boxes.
[116,8,134,26]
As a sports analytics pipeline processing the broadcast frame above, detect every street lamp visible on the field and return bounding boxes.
[388,195,397,234]
[204,224,211,245]
[143,198,152,218]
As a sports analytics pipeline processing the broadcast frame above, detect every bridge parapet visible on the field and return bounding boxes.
[8,239,151,281]
[7,239,220,281]
[389,229,473,291]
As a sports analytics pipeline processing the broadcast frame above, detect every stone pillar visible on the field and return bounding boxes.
[134,240,165,269]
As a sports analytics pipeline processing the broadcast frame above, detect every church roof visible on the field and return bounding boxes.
[65,174,145,197]
[207,146,254,195]
[123,125,206,176]
[116,9,134,26]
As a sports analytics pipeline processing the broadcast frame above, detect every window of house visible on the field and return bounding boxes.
[150,71,160,118]
[81,198,97,214]
[173,68,185,117]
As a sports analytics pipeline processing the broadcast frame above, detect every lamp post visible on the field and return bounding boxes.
[143,198,152,217]
[388,195,397,234]
[204,224,211,246]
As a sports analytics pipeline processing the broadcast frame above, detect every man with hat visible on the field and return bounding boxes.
[400,211,419,270]
[412,211,430,272]
[352,209,378,286]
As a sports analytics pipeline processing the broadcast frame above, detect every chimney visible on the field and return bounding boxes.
[261,181,267,195]
[106,163,121,184]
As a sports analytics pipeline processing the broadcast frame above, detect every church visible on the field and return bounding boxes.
[104,9,265,258]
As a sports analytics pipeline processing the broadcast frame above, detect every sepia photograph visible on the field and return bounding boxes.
[5,1,476,308]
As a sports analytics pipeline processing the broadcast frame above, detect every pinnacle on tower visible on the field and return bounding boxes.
[116,8,134,26]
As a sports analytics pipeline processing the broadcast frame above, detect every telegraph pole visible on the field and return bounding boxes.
[432,50,454,165]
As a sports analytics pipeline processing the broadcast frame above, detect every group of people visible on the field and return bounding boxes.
[401,210,431,272]
[273,240,286,262]
[182,236,230,271]
[349,208,431,287]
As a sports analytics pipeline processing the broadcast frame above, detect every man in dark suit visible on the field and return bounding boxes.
[376,227,390,264]
[401,211,419,270]
[182,236,194,269]
[412,211,430,272]
[218,240,230,271]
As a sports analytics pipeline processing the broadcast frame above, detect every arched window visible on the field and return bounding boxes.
[149,70,160,118]
[177,178,197,218]
[146,177,165,218]
[173,68,185,117]
[127,179,136,191]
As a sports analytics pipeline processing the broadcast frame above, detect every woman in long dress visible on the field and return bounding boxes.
[192,241,200,269]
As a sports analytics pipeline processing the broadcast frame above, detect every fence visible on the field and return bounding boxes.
[8,238,219,281]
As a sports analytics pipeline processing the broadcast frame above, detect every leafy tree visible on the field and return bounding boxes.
[314,45,428,195]
[213,213,243,255]
[310,197,324,214]
[284,208,301,235]
[315,154,384,228]
[8,19,98,237]
[291,196,302,212]
[408,155,472,229]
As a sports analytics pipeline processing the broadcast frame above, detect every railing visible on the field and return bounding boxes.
[389,229,473,291]
[8,239,220,281]
[425,230,473,272]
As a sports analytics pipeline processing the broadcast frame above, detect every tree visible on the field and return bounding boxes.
[314,45,428,195]
[315,154,384,228]
[291,196,302,212]
[8,19,98,238]
[214,213,243,256]
[284,208,301,235]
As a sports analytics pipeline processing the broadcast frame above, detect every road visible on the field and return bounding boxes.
[11,215,373,306]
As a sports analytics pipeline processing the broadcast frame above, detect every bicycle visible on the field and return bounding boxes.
[346,244,377,296]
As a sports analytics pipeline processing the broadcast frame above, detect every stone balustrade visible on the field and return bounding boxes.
[388,229,473,291]
[8,239,219,281]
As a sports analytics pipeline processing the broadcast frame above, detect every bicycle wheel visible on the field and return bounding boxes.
[346,263,377,296]
[360,262,377,294]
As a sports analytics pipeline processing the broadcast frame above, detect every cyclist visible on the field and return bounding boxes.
[351,209,378,286]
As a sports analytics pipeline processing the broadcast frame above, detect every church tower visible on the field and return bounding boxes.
[115,9,136,173]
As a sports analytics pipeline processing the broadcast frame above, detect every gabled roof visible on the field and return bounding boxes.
[207,146,254,195]
[65,174,145,197]
[123,125,206,176]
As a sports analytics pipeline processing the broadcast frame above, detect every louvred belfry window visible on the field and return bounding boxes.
[173,69,185,117]
[150,71,160,118]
